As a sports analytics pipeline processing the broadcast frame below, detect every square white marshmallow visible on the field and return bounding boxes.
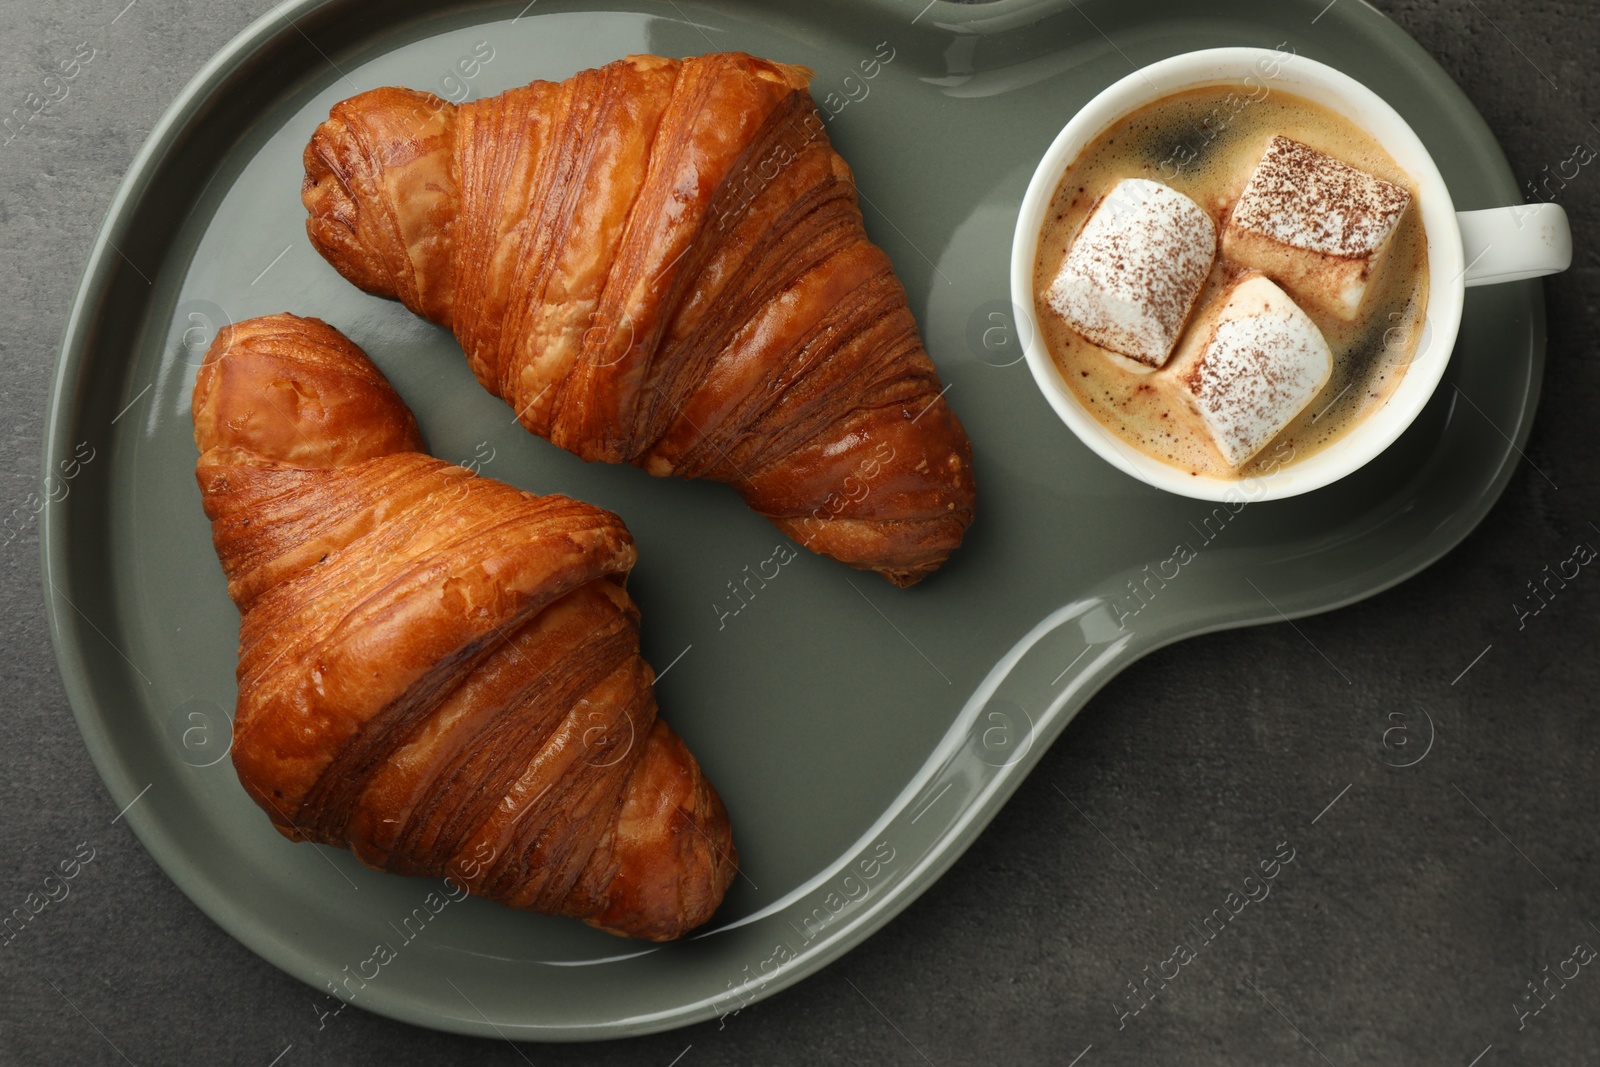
[1167,272,1332,468]
[1223,135,1411,321]
[1046,177,1217,369]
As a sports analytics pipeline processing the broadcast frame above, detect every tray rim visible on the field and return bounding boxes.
[40,0,1544,1041]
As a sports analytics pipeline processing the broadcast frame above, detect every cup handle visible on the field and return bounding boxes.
[1456,204,1572,287]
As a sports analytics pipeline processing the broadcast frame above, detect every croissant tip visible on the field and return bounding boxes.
[877,556,954,587]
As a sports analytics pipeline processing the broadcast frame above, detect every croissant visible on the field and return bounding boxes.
[192,313,736,941]
[300,51,975,586]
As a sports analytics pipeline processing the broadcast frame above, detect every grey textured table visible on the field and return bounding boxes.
[3,1,1596,1063]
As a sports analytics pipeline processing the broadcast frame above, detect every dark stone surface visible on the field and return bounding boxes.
[1,0,1595,1063]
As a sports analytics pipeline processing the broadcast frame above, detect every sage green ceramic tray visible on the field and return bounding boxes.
[43,0,1544,1041]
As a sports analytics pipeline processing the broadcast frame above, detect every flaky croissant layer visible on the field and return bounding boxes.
[193,313,736,941]
[303,51,975,585]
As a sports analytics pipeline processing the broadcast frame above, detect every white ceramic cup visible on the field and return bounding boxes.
[1011,46,1573,501]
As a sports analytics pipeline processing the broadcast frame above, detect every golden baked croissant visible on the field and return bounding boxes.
[192,313,736,941]
[301,51,975,586]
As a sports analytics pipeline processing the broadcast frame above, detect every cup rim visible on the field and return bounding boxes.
[1011,46,1465,502]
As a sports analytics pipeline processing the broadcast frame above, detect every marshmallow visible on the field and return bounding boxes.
[1047,177,1217,369]
[1223,136,1411,321]
[1166,272,1332,467]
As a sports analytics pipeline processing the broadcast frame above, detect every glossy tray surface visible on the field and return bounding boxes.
[43,0,1542,1040]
